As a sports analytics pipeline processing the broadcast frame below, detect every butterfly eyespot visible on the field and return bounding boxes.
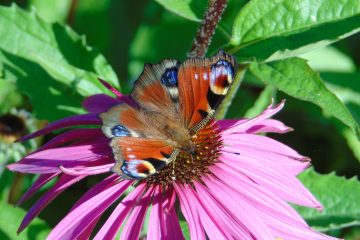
[210,60,235,95]
[161,68,178,87]
[111,124,130,137]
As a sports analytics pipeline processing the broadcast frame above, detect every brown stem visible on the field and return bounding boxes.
[67,0,78,26]
[187,0,228,58]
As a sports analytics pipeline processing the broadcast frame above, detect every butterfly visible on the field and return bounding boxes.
[99,50,237,180]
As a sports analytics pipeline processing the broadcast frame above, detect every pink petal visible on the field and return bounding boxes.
[194,182,252,239]
[147,186,163,240]
[36,129,104,152]
[245,119,293,134]
[179,184,231,240]
[120,186,155,240]
[218,118,292,134]
[82,94,120,113]
[220,155,321,209]
[18,113,100,141]
[18,174,85,233]
[221,100,285,135]
[222,146,309,177]
[17,173,59,205]
[162,189,184,240]
[202,175,274,239]
[211,164,311,226]
[94,183,147,240]
[59,164,112,176]
[174,184,206,240]
[98,79,124,98]
[98,79,137,107]
[47,178,132,240]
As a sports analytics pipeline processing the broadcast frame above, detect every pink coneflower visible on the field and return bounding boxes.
[8,80,336,240]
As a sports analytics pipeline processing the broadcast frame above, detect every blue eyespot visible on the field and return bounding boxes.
[212,60,234,78]
[111,125,130,137]
[161,68,178,87]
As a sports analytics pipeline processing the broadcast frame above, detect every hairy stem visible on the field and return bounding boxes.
[67,0,78,25]
[187,0,228,58]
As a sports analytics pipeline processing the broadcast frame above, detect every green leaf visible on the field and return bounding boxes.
[320,72,360,161]
[0,4,119,120]
[296,169,360,232]
[244,85,275,118]
[28,0,72,23]
[179,220,190,240]
[230,0,360,62]
[249,57,360,138]
[0,202,50,239]
[154,0,206,22]
[300,46,356,73]
[154,0,249,39]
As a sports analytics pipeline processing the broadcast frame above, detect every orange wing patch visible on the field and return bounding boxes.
[110,137,178,179]
[178,51,237,130]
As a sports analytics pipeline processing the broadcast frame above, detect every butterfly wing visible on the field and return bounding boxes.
[178,50,237,131]
[99,103,178,179]
[110,137,178,179]
[131,59,181,112]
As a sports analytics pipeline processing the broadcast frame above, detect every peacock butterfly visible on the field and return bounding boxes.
[99,50,237,179]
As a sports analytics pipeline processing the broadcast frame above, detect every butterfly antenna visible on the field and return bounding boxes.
[172,160,176,181]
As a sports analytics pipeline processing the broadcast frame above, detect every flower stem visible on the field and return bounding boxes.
[187,0,229,58]
[67,0,78,26]
[215,66,247,120]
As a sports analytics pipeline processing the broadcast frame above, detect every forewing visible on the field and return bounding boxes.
[178,50,237,130]
[111,137,178,179]
[131,59,181,112]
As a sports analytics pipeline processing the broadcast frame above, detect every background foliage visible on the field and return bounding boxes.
[0,0,359,239]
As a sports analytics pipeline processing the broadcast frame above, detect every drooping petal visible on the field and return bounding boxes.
[120,186,155,240]
[94,183,147,240]
[18,113,100,141]
[35,129,104,152]
[202,175,274,239]
[174,184,206,240]
[147,186,163,240]
[18,174,85,233]
[162,189,184,240]
[179,184,231,240]
[82,94,120,113]
[59,164,112,176]
[16,173,59,205]
[47,177,132,240]
[194,182,252,239]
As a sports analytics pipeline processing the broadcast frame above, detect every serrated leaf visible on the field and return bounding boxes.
[249,57,360,139]
[179,220,190,240]
[229,0,360,62]
[0,4,119,120]
[0,202,50,239]
[296,169,360,232]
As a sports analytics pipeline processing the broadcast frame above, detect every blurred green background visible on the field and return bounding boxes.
[0,0,359,239]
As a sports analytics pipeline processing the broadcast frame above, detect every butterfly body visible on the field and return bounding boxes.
[100,51,236,180]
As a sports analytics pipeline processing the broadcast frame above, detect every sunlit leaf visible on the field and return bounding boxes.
[0,4,119,120]
[230,0,360,62]
[297,169,360,232]
[249,57,360,138]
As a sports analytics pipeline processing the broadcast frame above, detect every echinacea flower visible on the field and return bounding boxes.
[8,80,337,240]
